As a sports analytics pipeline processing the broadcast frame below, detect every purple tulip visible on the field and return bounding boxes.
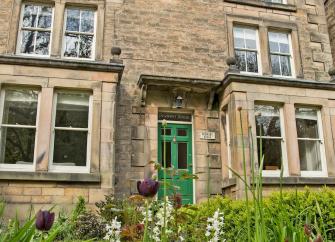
[35,210,55,231]
[137,178,160,197]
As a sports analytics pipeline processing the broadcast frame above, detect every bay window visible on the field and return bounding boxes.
[295,107,327,176]
[50,91,92,173]
[17,4,53,56]
[0,87,39,170]
[63,7,96,59]
[255,104,287,176]
[233,26,260,74]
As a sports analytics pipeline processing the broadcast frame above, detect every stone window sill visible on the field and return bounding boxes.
[224,0,297,12]
[0,54,124,73]
[0,171,101,183]
[261,177,335,185]
[222,177,237,189]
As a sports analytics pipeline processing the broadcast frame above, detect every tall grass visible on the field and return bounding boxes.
[229,107,328,242]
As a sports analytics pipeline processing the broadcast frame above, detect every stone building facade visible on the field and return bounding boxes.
[0,0,335,215]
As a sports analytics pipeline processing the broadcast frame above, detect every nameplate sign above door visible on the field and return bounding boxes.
[158,112,192,122]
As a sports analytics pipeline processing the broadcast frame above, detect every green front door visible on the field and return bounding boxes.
[158,123,193,204]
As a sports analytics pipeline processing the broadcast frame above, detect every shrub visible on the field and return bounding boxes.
[75,211,106,240]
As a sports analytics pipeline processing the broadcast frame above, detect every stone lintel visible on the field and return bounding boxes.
[0,171,101,183]
[138,74,222,92]
[0,55,124,78]
[261,176,335,185]
[222,73,335,92]
[224,0,297,12]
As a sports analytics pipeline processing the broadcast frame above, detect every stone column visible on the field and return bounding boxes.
[283,103,300,176]
[35,87,54,171]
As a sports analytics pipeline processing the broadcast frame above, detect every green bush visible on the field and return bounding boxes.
[178,187,335,242]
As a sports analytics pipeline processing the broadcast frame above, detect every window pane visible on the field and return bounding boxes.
[0,127,35,164]
[22,5,38,28]
[37,6,52,28]
[246,51,258,73]
[178,142,188,169]
[79,35,93,58]
[233,27,245,49]
[255,105,281,137]
[53,130,87,166]
[295,107,319,138]
[280,56,291,76]
[80,10,95,33]
[257,138,282,171]
[161,141,171,168]
[35,31,50,55]
[161,128,171,136]
[244,28,257,49]
[64,34,79,57]
[235,50,246,72]
[271,54,281,75]
[55,93,89,128]
[177,129,187,136]
[269,32,279,52]
[20,31,35,54]
[299,140,322,171]
[2,89,38,125]
[66,9,80,32]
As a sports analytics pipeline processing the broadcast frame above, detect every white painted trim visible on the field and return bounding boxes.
[225,112,232,179]
[16,3,54,57]
[61,6,97,61]
[49,91,92,173]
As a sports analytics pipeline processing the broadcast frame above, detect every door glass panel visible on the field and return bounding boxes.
[177,129,187,136]
[161,141,171,168]
[178,142,188,169]
[161,128,171,136]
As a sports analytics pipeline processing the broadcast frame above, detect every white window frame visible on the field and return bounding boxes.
[0,87,40,171]
[264,0,287,4]
[296,107,327,177]
[61,6,97,61]
[49,90,93,173]
[224,112,232,178]
[268,31,295,78]
[233,26,262,75]
[16,3,54,57]
[255,104,288,177]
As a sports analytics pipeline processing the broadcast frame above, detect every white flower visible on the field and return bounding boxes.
[205,209,226,242]
[104,216,122,242]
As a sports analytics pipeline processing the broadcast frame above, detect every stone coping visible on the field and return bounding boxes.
[0,55,124,74]
[224,0,297,12]
[261,176,335,185]
[222,73,335,91]
[0,171,101,183]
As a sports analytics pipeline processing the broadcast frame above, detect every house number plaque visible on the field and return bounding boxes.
[200,131,216,140]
